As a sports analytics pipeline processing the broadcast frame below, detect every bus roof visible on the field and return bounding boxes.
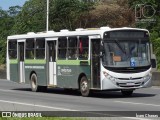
[7,27,149,40]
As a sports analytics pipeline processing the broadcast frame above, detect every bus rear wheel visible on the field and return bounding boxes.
[80,76,91,97]
[121,90,133,96]
[30,73,47,92]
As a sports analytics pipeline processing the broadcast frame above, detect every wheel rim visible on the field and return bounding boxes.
[81,80,88,93]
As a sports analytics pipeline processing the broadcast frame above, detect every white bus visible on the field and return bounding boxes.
[7,27,153,97]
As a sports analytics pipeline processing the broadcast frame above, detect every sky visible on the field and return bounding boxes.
[0,0,27,10]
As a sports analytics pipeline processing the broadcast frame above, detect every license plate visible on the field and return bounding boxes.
[127,82,135,85]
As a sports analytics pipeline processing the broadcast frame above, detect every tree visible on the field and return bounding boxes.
[0,6,22,64]
[0,0,160,68]
[12,0,46,34]
[50,0,94,31]
[83,0,135,28]
[12,0,94,33]
[0,0,94,64]
[8,6,22,17]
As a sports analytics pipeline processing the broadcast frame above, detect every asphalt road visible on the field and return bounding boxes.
[0,79,160,119]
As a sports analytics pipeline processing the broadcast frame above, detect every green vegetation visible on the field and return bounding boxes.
[0,0,160,69]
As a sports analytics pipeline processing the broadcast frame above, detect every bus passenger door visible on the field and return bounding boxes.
[18,41,25,83]
[47,40,57,86]
[91,39,101,88]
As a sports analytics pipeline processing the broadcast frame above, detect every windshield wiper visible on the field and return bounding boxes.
[114,39,126,55]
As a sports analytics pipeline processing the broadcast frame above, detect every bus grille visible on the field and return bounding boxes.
[118,77,142,80]
[116,82,143,87]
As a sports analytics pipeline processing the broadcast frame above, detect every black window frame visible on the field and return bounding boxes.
[8,40,17,59]
[78,36,89,60]
[58,37,67,59]
[35,38,45,59]
[26,38,35,59]
[68,36,78,60]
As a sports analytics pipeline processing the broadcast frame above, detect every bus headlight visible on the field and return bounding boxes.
[103,71,116,82]
[103,71,108,77]
[143,74,151,81]
[108,75,115,81]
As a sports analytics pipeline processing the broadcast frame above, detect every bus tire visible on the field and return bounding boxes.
[30,73,40,92]
[121,90,133,96]
[80,76,91,97]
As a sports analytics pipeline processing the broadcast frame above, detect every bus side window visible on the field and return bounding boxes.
[26,38,35,59]
[36,38,45,59]
[78,36,89,60]
[58,37,67,59]
[8,40,17,59]
[68,37,78,59]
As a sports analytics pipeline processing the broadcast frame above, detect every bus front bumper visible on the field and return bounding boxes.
[101,75,152,90]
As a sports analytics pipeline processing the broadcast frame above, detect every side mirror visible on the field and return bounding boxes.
[151,59,156,68]
[151,54,157,72]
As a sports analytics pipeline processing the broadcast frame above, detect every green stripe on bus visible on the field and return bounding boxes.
[56,60,90,65]
[10,59,18,64]
[25,59,46,64]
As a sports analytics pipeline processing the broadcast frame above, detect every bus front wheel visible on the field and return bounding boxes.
[80,76,91,97]
[121,90,133,96]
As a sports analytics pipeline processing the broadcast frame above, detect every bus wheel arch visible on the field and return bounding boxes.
[30,71,36,81]
[78,73,86,89]
[30,72,47,92]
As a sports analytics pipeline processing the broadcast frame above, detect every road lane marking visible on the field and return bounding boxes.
[115,101,160,107]
[0,99,77,111]
[0,88,160,108]
[0,99,152,120]
[0,89,15,92]
[0,87,158,120]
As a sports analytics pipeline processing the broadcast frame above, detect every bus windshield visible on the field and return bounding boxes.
[102,40,151,68]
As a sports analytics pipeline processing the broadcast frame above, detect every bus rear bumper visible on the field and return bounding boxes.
[101,77,152,90]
